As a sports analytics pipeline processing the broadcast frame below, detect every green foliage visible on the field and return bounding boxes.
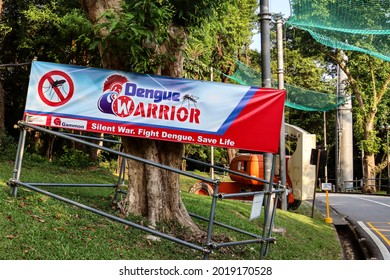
[168,0,226,26]
[347,53,390,159]
[0,0,100,140]
[96,0,174,72]
[19,3,96,64]
[0,23,12,44]
[23,152,48,164]
[0,130,17,159]
[184,0,258,81]
[184,144,228,170]
[54,147,93,169]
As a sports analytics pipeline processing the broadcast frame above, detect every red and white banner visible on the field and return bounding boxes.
[24,61,285,153]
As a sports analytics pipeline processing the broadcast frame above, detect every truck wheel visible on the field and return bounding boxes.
[189,182,214,196]
[288,199,302,210]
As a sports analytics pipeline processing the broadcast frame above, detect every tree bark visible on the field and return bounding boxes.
[80,0,200,232]
[363,153,376,193]
[227,149,238,163]
[0,0,5,138]
[0,81,5,131]
[119,25,199,231]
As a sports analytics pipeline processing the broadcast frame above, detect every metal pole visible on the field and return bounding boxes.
[10,179,209,254]
[260,0,272,88]
[19,122,217,185]
[387,126,390,194]
[11,128,27,197]
[204,181,220,260]
[311,149,321,218]
[276,18,287,210]
[260,0,274,233]
[210,67,215,180]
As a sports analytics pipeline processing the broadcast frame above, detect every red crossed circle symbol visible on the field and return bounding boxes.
[38,70,74,107]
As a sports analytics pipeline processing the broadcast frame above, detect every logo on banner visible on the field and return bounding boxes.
[97,74,201,124]
[38,70,74,106]
[52,117,87,130]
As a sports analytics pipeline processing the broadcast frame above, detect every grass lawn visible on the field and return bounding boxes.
[0,154,342,260]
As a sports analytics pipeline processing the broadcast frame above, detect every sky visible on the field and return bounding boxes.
[250,0,291,50]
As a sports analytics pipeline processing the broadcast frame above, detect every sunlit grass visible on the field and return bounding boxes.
[0,156,342,260]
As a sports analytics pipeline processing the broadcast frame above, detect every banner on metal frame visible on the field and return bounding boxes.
[24,61,285,153]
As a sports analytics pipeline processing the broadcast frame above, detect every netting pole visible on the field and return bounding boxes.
[277,18,287,211]
[260,0,274,234]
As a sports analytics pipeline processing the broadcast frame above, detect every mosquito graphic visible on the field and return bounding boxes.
[43,79,67,101]
[181,94,199,108]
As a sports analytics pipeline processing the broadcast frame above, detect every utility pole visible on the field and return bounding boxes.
[260,0,272,181]
[260,0,274,235]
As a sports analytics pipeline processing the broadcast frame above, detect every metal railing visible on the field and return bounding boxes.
[8,121,283,259]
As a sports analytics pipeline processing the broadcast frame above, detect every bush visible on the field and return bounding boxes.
[0,130,17,159]
[54,146,93,169]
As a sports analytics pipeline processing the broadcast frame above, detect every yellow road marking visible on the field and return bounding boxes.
[367,222,390,246]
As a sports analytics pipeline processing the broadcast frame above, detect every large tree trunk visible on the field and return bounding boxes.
[80,0,200,232]
[0,81,5,131]
[119,25,199,231]
[362,153,376,193]
[0,0,5,139]
[118,139,196,230]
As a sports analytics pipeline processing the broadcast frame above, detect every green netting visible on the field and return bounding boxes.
[227,60,348,112]
[287,0,390,62]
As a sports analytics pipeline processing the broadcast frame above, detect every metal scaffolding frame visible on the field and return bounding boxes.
[8,121,283,259]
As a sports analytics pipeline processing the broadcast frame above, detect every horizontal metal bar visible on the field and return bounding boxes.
[62,132,122,144]
[116,189,127,194]
[10,179,209,254]
[189,213,261,238]
[19,122,217,185]
[25,183,118,188]
[213,238,276,249]
[218,189,284,199]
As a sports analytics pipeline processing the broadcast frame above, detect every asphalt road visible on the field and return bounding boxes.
[315,192,390,260]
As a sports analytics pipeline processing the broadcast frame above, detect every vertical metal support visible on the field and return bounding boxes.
[11,127,27,196]
[260,154,277,258]
[114,150,127,202]
[204,180,220,260]
[276,18,287,211]
[265,188,280,256]
[210,67,215,180]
